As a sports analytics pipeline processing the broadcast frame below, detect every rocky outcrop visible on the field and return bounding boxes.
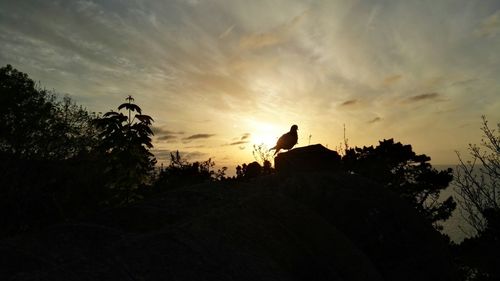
[274,144,341,174]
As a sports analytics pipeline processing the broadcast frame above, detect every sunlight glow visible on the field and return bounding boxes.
[249,121,279,148]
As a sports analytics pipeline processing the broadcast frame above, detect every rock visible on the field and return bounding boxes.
[274,144,341,174]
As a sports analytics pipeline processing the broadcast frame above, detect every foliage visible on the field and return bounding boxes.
[236,161,262,179]
[0,154,108,237]
[343,139,456,226]
[0,64,96,159]
[453,116,499,281]
[94,95,156,204]
[154,151,226,190]
[251,143,274,175]
[334,124,350,156]
[454,116,499,234]
[0,65,105,236]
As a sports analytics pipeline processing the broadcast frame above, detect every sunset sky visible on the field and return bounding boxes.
[1,0,499,171]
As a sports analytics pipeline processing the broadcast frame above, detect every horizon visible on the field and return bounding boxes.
[1,0,499,170]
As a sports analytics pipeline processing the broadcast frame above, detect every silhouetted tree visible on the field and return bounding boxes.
[154,151,226,190]
[94,96,156,204]
[453,116,499,281]
[235,161,263,179]
[343,139,455,226]
[454,116,499,234]
[0,64,96,159]
[0,65,105,236]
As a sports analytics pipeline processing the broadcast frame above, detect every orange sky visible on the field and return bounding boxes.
[1,0,499,172]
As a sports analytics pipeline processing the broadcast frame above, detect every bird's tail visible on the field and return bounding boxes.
[269,146,280,156]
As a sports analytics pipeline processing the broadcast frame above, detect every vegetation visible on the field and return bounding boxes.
[3,64,497,280]
[154,151,226,190]
[0,65,104,236]
[94,95,156,204]
[343,139,456,226]
[454,116,499,281]
[0,64,96,159]
[454,116,499,234]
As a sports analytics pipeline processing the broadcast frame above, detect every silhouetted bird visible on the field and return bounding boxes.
[270,125,298,155]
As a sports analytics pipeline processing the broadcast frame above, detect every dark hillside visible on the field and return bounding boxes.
[0,170,457,281]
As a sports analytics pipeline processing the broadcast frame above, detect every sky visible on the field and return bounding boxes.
[1,0,499,172]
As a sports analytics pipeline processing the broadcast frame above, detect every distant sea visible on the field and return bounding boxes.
[434,164,477,243]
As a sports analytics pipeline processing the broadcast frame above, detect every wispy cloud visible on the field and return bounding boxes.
[476,10,500,38]
[152,127,184,135]
[183,134,216,141]
[157,135,178,141]
[219,24,235,39]
[367,117,381,124]
[238,11,307,50]
[340,99,358,106]
[383,74,402,86]
[404,92,440,103]
[228,140,249,146]
[153,126,184,142]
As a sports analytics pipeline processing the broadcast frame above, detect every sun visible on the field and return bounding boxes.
[249,121,279,148]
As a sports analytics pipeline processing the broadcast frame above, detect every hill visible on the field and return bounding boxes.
[0,169,457,280]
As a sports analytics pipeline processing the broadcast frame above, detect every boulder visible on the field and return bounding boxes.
[274,144,341,174]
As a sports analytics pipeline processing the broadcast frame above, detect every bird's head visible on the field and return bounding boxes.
[290,124,298,132]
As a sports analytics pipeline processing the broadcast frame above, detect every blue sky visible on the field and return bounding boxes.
[1,0,499,169]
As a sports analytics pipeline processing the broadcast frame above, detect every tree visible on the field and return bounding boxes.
[454,116,499,234]
[236,161,263,179]
[154,151,226,190]
[0,64,96,159]
[452,116,500,281]
[343,139,456,226]
[94,95,156,204]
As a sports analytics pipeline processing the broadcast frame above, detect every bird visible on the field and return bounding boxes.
[270,125,298,155]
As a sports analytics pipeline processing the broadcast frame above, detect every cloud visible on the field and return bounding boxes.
[224,133,250,146]
[153,126,184,142]
[476,10,500,38]
[152,126,184,135]
[219,24,235,39]
[228,140,249,146]
[405,92,440,103]
[183,134,216,141]
[383,74,402,86]
[184,145,205,149]
[340,99,358,106]
[238,11,307,50]
[367,117,381,124]
[450,78,479,87]
[157,135,178,141]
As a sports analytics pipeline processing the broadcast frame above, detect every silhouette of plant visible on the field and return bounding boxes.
[252,143,272,163]
[252,143,274,174]
[335,124,350,156]
[0,64,96,159]
[236,161,264,179]
[154,151,226,190]
[454,116,499,234]
[452,116,499,281]
[343,139,455,226]
[94,95,156,204]
[0,65,107,236]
